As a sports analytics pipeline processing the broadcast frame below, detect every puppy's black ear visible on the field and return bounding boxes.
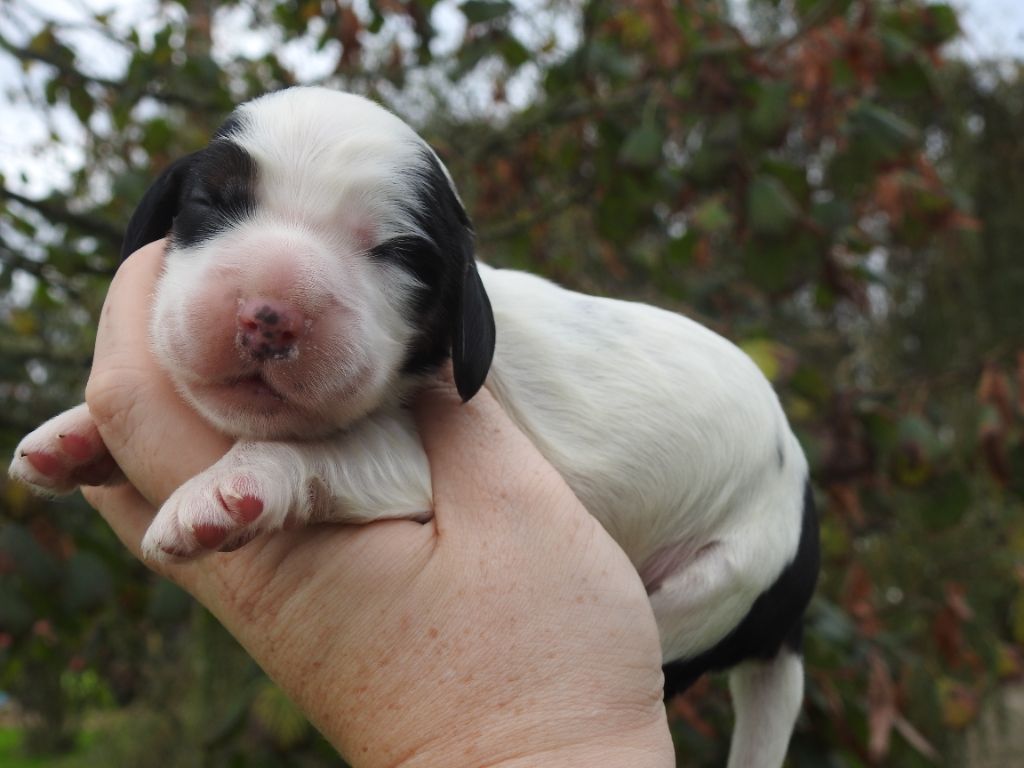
[120,153,196,261]
[452,258,496,402]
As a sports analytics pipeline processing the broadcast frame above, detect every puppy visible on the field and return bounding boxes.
[10,87,819,768]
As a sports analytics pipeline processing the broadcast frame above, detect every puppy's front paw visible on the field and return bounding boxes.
[9,403,121,495]
[140,455,305,560]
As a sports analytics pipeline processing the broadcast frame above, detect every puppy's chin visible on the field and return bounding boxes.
[183,382,331,441]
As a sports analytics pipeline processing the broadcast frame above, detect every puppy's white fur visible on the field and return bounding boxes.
[10,87,814,768]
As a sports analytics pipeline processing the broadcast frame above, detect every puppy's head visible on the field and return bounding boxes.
[122,87,495,440]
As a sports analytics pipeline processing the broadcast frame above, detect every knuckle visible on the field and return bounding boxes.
[84,365,148,450]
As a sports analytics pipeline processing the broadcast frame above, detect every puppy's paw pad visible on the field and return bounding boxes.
[216,477,264,524]
[58,433,98,461]
[10,404,117,494]
[192,523,230,549]
[23,451,63,478]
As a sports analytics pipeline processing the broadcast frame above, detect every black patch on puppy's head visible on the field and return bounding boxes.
[121,113,257,261]
[371,150,495,402]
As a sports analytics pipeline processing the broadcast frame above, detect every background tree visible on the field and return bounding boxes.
[1,0,1022,765]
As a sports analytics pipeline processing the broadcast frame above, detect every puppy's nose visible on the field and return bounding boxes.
[237,298,306,360]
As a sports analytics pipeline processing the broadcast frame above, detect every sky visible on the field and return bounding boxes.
[953,0,1024,59]
[0,0,1021,199]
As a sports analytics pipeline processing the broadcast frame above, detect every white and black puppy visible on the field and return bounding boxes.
[10,87,819,768]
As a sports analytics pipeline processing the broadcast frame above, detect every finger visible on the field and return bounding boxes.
[85,241,231,508]
[412,376,580,533]
[84,482,208,593]
[81,483,156,562]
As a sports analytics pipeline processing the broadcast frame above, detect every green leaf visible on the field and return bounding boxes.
[61,552,114,612]
[1008,442,1024,501]
[251,685,310,749]
[812,198,853,232]
[147,579,192,624]
[0,524,60,589]
[892,415,937,485]
[691,196,733,233]
[585,40,638,80]
[747,175,801,236]
[498,36,530,68]
[666,231,698,265]
[461,0,513,24]
[849,102,921,159]
[0,582,34,634]
[1012,591,1024,645]
[742,232,819,291]
[619,119,664,168]
[921,473,971,528]
[921,4,960,46]
[68,87,95,125]
[740,338,790,381]
[748,81,791,142]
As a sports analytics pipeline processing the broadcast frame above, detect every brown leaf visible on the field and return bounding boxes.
[932,605,964,667]
[932,582,978,668]
[830,483,866,526]
[978,361,1014,425]
[842,562,880,636]
[337,6,363,67]
[669,676,717,738]
[632,0,685,70]
[980,427,1010,486]
[1017,350,1024,417]
[944,582,974,622]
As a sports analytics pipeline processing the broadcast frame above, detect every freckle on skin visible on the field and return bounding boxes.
[428,627,439,639]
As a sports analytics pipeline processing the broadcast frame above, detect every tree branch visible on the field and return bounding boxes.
[2,188,123,248]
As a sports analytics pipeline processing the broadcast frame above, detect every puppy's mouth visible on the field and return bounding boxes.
[224,372,287,402]
[194,371,290,412]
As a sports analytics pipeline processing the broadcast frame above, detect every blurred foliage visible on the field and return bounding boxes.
[1,0,1022,765]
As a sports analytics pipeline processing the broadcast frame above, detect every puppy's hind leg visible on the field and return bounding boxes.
[726,649,804,768]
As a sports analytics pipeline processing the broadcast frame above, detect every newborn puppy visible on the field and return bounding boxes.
[10,87,819,768]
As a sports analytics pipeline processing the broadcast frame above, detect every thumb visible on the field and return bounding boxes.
[85,240,231,508]
[412,374,583,536]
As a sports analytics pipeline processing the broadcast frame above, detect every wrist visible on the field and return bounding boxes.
[392,710,675,768]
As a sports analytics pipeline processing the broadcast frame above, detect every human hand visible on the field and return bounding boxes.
[81,241,674,767]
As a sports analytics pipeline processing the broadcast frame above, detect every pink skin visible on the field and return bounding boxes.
[157,257,359,416]
[638,538,720,594]
[19,415,122,490]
